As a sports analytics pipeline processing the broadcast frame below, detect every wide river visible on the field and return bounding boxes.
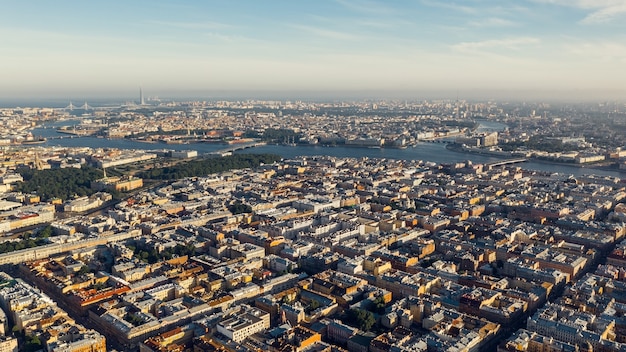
[31,119,624,178]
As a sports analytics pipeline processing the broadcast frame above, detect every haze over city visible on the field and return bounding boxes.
[4,0,626,101]
[2,3,626,351]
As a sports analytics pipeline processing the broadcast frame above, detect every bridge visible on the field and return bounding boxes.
[209,142,267,156]
[46,135,81,140]
[63,101,93,111]
[485,158,528,168]
[421,138,455,144]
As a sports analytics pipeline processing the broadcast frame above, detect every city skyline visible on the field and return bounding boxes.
[3,0,626,101]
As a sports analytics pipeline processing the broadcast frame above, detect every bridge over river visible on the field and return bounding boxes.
[485,158,528,168]
[209,142,267,156]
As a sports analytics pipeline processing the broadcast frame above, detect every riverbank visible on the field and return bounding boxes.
[29,120,626,178]
[446,143,626,175]
[521,155,625,174]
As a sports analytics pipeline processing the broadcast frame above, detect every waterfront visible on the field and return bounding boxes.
[30,120,625,178]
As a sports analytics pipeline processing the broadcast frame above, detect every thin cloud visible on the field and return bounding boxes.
[533,0,623,7]
[290,24,362,41]
[204,32,246,43]
[308,14,411,30]
[565,40,626,62]
[353,19,403,29]
[581,3,626,23]
[421,0,478,14]
[530,0,626,24]
[469,17,518,27]
[147,20,234,30]
[335,0,396,15]
[453,37,540,53]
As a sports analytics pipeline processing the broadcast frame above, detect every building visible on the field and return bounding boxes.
[216,305,270,343]
[93,151,156,168]
[91,176,143,192]
[0,336,17,352]
[46,328,107,352]
[327,320,358,344]
[170,150,198,159]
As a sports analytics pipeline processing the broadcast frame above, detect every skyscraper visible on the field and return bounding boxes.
[139,86,145,105]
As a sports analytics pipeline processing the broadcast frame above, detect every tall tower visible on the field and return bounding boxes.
[139,86,145,105]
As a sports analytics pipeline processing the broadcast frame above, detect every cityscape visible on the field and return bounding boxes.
[0,99,622,352]
[3,1,626,352]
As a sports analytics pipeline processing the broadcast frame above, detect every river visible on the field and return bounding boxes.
[30,120,624,179]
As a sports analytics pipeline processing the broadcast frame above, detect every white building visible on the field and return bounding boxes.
[217,305,270,343]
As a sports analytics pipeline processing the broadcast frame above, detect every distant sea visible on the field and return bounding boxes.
[0,98,132,109]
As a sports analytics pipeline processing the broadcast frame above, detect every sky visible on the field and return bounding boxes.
[3,0,626,101]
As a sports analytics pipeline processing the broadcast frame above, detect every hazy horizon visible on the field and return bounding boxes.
[4,1,626,102]
[2,88,626,108]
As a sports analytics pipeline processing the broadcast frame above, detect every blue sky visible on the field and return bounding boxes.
[3,0,626,100]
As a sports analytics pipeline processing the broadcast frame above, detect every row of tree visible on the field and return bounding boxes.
[15,167,104,201]
[127,241,197,264]
[0,226,52,255]
[137,153,281,180]
[14,153,281,200]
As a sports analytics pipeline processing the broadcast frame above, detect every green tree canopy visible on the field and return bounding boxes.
[137,153,280,180]
[15,167,103,201]
[348,308,376,331]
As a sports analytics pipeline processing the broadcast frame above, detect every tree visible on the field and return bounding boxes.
[140,251,149,262]
[77,265,91,275]
[24,334,42,352]
[228,201,252,214]
[15,166,104,201]
[0,231,51,255]
[349,308,376,331]
[372,296,386,314]
[136,153,281,180]
[39,225,53,238]
[281,295,293,304]
[11,325,21,337]
[124,313,144,327]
